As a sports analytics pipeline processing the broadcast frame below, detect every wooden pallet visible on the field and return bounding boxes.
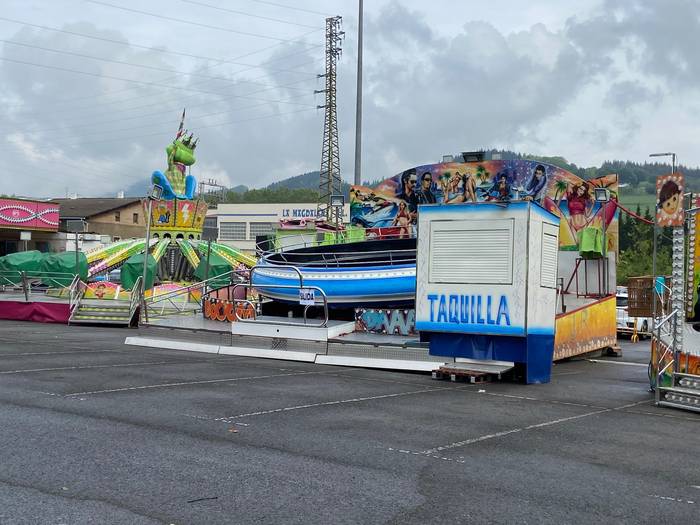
[432,367,492,384]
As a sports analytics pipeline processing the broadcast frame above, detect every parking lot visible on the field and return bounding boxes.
[1,320,699,524]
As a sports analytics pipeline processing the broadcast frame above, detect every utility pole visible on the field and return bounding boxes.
[353,0,363,187]
[315,16,344,225]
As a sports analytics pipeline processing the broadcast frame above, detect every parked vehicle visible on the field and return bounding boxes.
[616,287,650,338]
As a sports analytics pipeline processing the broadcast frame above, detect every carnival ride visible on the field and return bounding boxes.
[0,113,253,325]
[252,236,416,309]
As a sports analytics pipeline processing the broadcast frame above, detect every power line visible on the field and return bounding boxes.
[242,0,332,16]
[11,106,317,151]
[3,54,319,122]
[4,106,318,190]
[0,61,318,135]
[0,38,316,85]
[0,16,321,109]
[0,56,317,106]
[3,86,313,138]
[178,0,322,29]
[85,0,316,42]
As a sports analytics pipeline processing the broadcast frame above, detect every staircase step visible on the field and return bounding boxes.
[659,387,700,411]
[71,317,132,325]
[660,386,700,398]
[657,401,700,414]
[73,314,132,321]
[78,307,131,313]
[674,373,700,390]
[75,309,131,317]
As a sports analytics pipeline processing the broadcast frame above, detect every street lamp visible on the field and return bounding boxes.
[353,0,363,186]
[594,187,610,295]
[141,184,163,322]
[649,152,676,173]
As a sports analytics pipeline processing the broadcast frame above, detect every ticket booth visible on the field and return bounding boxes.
[415,201,560,383]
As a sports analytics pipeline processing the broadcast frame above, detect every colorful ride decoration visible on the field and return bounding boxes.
[152,110,197,200]
[0,198,59,231]
[147,110,208,240]
[350,158,619,254]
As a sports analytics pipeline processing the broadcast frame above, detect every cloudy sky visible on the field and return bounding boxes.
[1,0,698,198]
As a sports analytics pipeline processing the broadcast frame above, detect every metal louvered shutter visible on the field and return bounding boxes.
[429,219,513,284]
[541,223,559,289]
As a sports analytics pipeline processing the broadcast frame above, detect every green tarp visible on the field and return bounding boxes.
[39,251,88,287]
[579,226,605,259]
[194,251,232,288]
[121,252,157,291]
[0,251,45,284]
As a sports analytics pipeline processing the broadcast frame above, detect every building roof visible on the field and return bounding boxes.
[50,198,142,219]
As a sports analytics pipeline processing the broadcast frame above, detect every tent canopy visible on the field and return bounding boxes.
[194,251,233,288]
[121,252,157,290]
[39,251,88,287]
[0,250,45,284]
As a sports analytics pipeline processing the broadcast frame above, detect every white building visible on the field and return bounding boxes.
[208,203,350,252]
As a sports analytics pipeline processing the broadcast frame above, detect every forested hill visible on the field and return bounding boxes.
[207,150,698,204]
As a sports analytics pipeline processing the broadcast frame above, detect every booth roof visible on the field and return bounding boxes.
[50,198,142,219]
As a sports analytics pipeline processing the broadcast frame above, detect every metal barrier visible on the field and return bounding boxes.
[142,269,249,322]
[230,264,330,327]
[0,270,79,301]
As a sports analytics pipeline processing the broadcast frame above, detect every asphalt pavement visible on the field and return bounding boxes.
[0,321,698,524]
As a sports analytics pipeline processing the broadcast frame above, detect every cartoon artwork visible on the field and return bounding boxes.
[355,308,416,336]
[655,173,684,227]
[151,109,198,200]
[350,159,618,252]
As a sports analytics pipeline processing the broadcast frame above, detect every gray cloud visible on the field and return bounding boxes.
[1,0,699,199]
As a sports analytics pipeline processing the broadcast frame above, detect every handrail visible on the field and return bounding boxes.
[243,264,330,327]
[256,231,416,257]
[231,282,330,328]
[130,276,142,324]
[654,308,679,403]
[145,269,249,307]
[68,274,87,315]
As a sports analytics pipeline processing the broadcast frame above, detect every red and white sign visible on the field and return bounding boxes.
[0,198,60,231]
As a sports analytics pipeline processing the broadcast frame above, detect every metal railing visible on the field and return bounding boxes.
[142,269,249,322]
[653,308,679,403]
[129,276,142,324]
[232,264,329,327]
[0,270,79,301]
[257,232,416,269]
[68,274,87,315]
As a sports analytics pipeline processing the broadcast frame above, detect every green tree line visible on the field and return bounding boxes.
[617,205,672,284]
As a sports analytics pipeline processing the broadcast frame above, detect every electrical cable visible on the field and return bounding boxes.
[177,0,322,29]
[0,38,316,86]
[240,0,331,17]
[85,0,318,43]
[0,56,317,106]
[0,16,322,109]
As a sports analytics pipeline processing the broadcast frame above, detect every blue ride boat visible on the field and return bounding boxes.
[252,237,416,308]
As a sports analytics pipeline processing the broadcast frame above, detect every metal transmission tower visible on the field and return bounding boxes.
[198,178,227,208]
[315,16,344,224]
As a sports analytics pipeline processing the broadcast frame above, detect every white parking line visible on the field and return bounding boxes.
[64,370,328,396]
[419,399,651,455]
[587,359,648,367]
[218,386,449,421]
[0,350,114,357]
[0,361,180,375]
